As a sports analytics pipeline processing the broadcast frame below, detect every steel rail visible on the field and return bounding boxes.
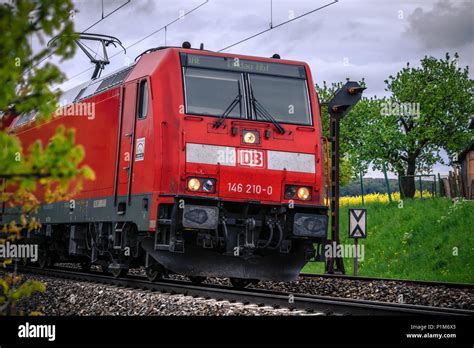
[300,273,474,290]
[12,266,474,316]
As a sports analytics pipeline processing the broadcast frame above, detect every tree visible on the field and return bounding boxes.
[345,54,473,198]
[0,0,94,315]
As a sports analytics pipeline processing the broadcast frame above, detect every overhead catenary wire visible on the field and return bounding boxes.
[218,0,338,52]
[115,0,209,52]
[63,0,209,84]
[81,0,131,33]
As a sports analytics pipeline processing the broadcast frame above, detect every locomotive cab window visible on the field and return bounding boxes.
[11,109,38,129]
[249,74,311,125]
[183,68,244,118]
[138,79,149,119]
[181,53,312,125]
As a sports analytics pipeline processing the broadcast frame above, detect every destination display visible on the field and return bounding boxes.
[181,53,307,79]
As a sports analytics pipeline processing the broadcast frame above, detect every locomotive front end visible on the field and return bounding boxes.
[144,50,328,283]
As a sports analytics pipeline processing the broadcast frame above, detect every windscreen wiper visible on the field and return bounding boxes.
[213,82,242,129]
[249,84,285,134]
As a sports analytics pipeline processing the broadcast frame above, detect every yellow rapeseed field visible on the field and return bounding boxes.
[325,191,433,206]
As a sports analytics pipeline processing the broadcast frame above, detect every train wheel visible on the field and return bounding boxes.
[145,267,162,282]
[229,278,252,289]
[111,267,128,278]
[189,276,206,285]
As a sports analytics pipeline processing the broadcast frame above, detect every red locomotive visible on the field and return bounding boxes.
[3,42,328,286]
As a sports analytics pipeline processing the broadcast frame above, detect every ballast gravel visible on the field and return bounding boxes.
[10,264,472,315]
[7,271,312,316]
[159,271,473,310]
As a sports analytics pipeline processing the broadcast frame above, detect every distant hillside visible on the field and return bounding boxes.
[341,178,436,197]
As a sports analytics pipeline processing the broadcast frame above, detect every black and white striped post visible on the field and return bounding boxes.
[349,208,367,276]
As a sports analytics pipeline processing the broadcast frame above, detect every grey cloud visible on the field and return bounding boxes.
[53,0,472,97]
[406,0,473,49]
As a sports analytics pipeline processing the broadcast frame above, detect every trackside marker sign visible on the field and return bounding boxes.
[349,209,367,239]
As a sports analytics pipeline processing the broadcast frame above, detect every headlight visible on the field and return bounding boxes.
[242,130,259,144]
[187,178,201,191]
[297,187,311,200]
[285,185,311,200]
[202,179,214,192]
[284,185,297,199]
[186,177,216,193]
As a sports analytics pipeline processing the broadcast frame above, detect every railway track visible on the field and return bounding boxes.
[300,273,474,289]
[12,266,474,316]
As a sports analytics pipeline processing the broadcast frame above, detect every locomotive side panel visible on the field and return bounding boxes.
[12,88,121,197]
[3,89,121,223]
[4,86,152,230]
[148,49,184,197]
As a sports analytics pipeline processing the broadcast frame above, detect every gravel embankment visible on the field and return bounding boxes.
[129,267,473,310]
[6,272,313,316]
[250,277,473,310]
[12,264,473,313]
[150,270,472,310]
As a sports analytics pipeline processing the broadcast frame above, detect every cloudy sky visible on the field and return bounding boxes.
[38,0,474,177]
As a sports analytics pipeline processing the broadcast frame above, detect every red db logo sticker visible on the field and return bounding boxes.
[238,149,264,168]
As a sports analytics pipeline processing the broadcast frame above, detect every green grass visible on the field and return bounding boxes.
[303,198,474,284]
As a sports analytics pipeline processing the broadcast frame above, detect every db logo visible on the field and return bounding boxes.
[238,149,264,168]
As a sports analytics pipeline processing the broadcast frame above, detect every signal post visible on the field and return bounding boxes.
[326,81,365,274]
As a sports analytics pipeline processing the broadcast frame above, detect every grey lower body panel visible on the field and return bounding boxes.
[1,194,152,231]
[142,237,308,282]
[143,197,328,281]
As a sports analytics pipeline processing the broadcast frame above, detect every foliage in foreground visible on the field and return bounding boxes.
[0,273,46,315]
[0,0,93,315]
